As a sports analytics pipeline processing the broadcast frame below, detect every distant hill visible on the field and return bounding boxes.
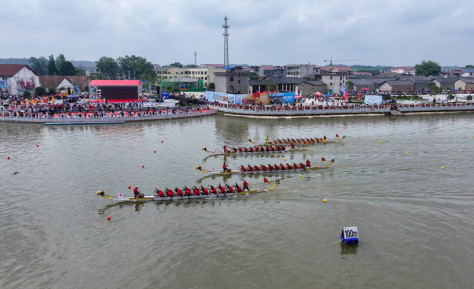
[0,58,29,65]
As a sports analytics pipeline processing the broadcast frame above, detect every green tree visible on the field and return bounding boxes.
[23,91,31,98]
[48,87,56,95]
[75,66,86,76]
[117,55,156,83]
[96,56,120,79]
[265,84,277,92]
[346,81,354,91]
[29,56,48,75]
[47,55,58,75]
[55,54,66,72]
[208,82,215,90]
[169,62,183,68]
[35,87,47,96]
[249,72,258,80]
[414,60,441,76]
[465,65,474,69]
[427,82,440,92]
[59,61,76,75]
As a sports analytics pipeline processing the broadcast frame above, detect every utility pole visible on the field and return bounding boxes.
[223,16,230,68]
[194,52,197,66]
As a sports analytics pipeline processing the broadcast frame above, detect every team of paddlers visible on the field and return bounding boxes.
[220,159,312,173]
[221,144,294,153]
[132,181,251,198]
[247,135,332,145]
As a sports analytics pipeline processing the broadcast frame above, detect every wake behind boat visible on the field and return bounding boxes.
[196,159,335,176]
[202,143,313,156]
[248,134,345,146]
[96,180,280,202]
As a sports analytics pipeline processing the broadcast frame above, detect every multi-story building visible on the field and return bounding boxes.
[156,66,225,86]
[286,64,315,78]
[214,67,249,94]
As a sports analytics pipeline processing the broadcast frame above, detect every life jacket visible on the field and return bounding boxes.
[194,188,200,195]
[306,160,311,167]
[219,186,226,193]
[158,190,164,197]
[133,187,139,194]
[176,189,183,196]
[202,187,209,195]
[236,185,242,192]
[210,186,217,194]
[227,186,234,193]
[186,188,192,196]
[166,190,173,197]
[243,181,248,188]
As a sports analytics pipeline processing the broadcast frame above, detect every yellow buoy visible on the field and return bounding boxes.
[404,152,407,155]
[284,158,287,161]
[299,175,302,178]
[323,199,327,203]
[442,130,445,133]
[360,133,363,136]
[470,137,472,139]
[441,166,444,169]
[378,141,381,143]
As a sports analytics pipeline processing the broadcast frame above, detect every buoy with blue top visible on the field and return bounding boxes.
[341,226,359,245]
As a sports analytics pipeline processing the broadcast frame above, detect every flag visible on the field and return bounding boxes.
[336,134,339,137]
[263,177,270,184]
[321,157,326,162]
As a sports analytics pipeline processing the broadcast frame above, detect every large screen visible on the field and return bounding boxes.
[101,87,138,100]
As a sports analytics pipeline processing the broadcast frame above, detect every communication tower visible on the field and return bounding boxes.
[223,16,230,68]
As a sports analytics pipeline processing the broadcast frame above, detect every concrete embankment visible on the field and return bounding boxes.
[213,105,474,118]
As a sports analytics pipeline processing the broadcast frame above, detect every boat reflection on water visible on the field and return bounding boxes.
[98,201,145,214]
[97,196,252,214]
[340,241,358,256]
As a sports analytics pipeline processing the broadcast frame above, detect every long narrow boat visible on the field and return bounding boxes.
[96,180,280,202]
[248,135,345,146]
[202,143,313,156]
[196,159,335,176]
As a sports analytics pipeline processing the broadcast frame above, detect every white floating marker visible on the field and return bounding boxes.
[341,226,359,245]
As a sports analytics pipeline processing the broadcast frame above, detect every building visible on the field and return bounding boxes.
[461,69,474,77]
[390,66,415,75]
[156,66,225,86]
[39,75,74,93]
[214,67,249,94]
[248,77,326,97]
[90,80,141,101]
[259,65,285,78]
[454,79,474,91]
[0,64,40,96]
[379,80,415,92]
[431,76,456,90]
[286,64,315,78]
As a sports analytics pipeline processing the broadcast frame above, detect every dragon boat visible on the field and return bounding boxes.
[96,180,280,202]
[195,159,335,176]
[247,134,345,146]
[202,143,313,156]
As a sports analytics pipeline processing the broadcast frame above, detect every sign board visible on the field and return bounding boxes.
[341,226,359,245]
[364,95,382,105]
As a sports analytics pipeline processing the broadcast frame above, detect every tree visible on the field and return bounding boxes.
[96,56,120,79]
[208,82,215,90]
[59,61,76,75]
[55,54,66,72]
[465,65,474,69]
[29,56,48,75]
[346,81,354,91]
[427,82,440,92]
[47,55,58,75]
[169,62,183,68]
[23,91,31,98]
[117,55,156,83]
[249,72,258,80]
[75,66,86,76]
[414,60,441,76]
[35,87,47,96]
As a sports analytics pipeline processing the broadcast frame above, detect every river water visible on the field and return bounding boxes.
[1,113,473,289]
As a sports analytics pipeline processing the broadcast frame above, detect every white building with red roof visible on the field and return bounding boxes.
[0,64,40,96]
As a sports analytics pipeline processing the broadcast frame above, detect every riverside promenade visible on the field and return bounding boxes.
[212,103,474,117]
[0,108,217,124]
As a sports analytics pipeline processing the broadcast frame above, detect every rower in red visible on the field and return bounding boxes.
[133,187,140,198]
[306,159,311,167]
[242,180,250,191]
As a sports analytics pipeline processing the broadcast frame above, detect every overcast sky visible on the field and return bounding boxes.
[1,0,473,67]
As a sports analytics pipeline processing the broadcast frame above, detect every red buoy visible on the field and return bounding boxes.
[36,145,39,147]
[142,165,145,168]
[154,151,156,153]
[161,140,163,143]
[7,157,10,160]
[107,216,111,221]
[128,186,131,189]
